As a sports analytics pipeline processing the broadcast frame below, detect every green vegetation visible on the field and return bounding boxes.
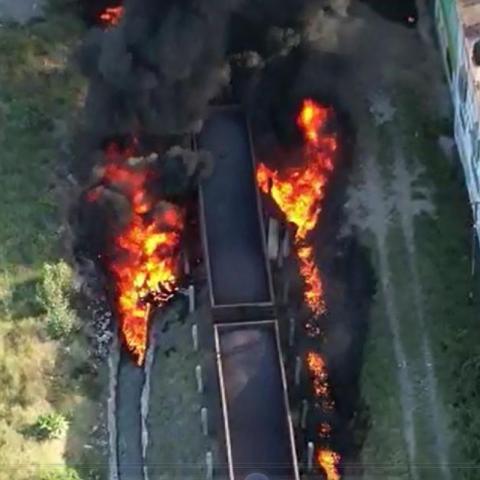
[359,87,479,478]
[39,468,82,480]
[146,306,212,480]
[0,3,107,480]
[31,413,69,441]
[37,261,77,340]
[397,90,480,476]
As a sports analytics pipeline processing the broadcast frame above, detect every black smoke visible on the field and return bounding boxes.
[71,0,389,474]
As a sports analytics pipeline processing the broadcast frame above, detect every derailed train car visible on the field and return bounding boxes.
[196,107,300,480]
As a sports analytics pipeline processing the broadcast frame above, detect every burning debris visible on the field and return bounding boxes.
[99,6,124,27]
[307,352,341,479]
[256,99,342,478]
[80,0,125,28]
[85,140,185,364]
[75,0,231,363]
[307,351,334,410]
[317,449,341,480]
[257,99,337,315]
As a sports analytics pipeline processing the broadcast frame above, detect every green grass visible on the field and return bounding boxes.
[146,306,209,480]
[0,5,108,480]
[396,90,480,477]
[359,287,411,478]
[385,216,442,477]
[359,85,479,479]
[350,123,411,477]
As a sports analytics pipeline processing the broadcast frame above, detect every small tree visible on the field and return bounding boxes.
[31,412,68,440]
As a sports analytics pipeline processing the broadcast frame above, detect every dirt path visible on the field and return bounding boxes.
[392,142,451,479]
[347,148,419,479]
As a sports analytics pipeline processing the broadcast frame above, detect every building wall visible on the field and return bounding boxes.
[435,0,480,238]
[435,0,459,83]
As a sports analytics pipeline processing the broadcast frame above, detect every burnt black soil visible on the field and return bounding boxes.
[358,0,418,27]
[242,50,376,477]
[313,105,376,473]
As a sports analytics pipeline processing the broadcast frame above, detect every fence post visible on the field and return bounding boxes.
[201,407,208,436]
[192,324,199,352]
[288,317,295,347]
[307,441,314,472]
[183,252,190,276]
[195,365,203,394]
[188,284,195,313]
[301,399,309,430]
[282,278,290,304]
[206,451,213,480]
[294,356,301,386]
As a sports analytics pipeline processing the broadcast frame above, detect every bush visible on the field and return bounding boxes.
[37,261,77,340]
[31,412,68,440]
[0,269,13,318]
[39,468,81,480]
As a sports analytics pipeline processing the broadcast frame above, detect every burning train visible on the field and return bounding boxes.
[73,1,366,479]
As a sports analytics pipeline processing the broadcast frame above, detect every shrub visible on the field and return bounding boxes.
[37,261,77,340]
[39,467,81,480]
[0,269,13,318]
[31,412,68,440]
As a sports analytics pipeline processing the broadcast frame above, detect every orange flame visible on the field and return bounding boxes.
[99,6,124,26]
[306,352,329,397]
[256,99,341,477]
[319,422,332,438]
[256,99,337,314]
[317,449,341,480]
[307,352,341,475]
[90,142,184,364]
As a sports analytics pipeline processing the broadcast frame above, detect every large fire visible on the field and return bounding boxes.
[88,142,184,364]
[99,5,124,26]
[256,99,337,315]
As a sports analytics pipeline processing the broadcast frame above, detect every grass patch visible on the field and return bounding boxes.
[352,123,412,475]
[357,85,478,477]
[359,287,411,478]
[385,215,441,476]
[146,307,208,480]
[396,89,480,476]
[0,5,107,480]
